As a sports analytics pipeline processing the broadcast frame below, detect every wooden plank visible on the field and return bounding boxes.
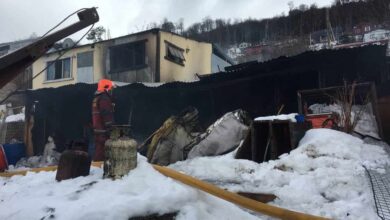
[24,115,34,157]
[0,162,103,178]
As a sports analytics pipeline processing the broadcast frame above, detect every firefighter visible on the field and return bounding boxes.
[92,79,115,161]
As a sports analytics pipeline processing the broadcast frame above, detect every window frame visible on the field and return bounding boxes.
[45,57,72,82]
[164,40,186,66]
[109,40,147,74]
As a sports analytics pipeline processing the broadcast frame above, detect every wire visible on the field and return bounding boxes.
[40,8,88,39]
[0,15,95,105]
[32,23,94,81]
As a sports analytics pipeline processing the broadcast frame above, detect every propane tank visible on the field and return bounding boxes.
[104,125,137,179]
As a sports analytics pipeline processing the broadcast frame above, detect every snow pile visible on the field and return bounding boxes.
[309,103,379,138]
[0,156,258,220]
[171,129,389,219]
[1,129,388,219]
[255,113,298,122]
[5,113,24,123]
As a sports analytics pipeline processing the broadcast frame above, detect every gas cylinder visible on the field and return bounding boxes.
[104,125,137,179]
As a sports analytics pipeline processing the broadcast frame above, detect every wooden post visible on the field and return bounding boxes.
[24,114,34,157]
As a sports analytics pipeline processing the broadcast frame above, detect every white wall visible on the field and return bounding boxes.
[363,29,390,42]
[211,54,231,73]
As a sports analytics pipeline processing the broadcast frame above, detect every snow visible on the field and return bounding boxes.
[0,156,258,220]
[171,129,389,219]
[1,129,389,219]
[5,113,24,123]
[255,113,298,122]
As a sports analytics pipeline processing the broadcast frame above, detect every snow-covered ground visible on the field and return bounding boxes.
[0,156,258,220]
[1,129,389,220]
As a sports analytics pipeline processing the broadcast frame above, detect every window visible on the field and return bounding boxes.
[46,58,71,81]
[77,51,93,68]
[165,41,185,66]
[109,40,146,73]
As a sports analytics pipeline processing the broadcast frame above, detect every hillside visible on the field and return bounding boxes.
[155,0,389,62]
[185,0,389,46]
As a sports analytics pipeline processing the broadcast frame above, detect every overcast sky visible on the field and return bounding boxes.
[0,0,334,44]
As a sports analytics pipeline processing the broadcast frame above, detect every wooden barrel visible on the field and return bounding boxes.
[104,137,137,179]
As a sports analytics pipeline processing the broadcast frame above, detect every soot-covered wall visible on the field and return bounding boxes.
[26,45,389,154]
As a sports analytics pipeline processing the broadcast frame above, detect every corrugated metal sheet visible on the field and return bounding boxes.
[25,45,390,155]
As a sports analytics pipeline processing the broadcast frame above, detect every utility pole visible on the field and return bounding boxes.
[264,20,269,42]
[326,8,336,48]
[106,28,111,40]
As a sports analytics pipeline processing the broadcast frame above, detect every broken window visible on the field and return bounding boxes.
[109,40,146,73]
[165,41,185,66]
[46,58,71,81]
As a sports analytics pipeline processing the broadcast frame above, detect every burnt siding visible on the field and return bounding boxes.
[26,45,389,154]
[221,45,388,87]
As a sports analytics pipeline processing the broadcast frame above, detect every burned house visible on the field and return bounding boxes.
[31,28,232,89]
[24,45,390,155]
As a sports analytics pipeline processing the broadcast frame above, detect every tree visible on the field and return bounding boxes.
[186,23,201,36]
[146,22,159,31]
[288,1,295,11]
[176,18,184,35]
[201,17,214,32]
[29,32,38,39]
[161,18,176,33]
[331,81,370,134]
[86,26,106,43]
[298,4,309,11]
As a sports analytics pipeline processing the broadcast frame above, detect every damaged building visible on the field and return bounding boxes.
[23,44,390,156]
[31,28,232,89]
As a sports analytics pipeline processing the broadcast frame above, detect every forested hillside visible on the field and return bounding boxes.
[152,0,389,62]
[182,0,389,47]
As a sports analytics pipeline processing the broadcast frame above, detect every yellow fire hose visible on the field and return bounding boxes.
[152,165,328,220]
[0,162,329,220]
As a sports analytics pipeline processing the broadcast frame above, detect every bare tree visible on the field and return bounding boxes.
[331,81,369,134]
[176,18,184,35]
